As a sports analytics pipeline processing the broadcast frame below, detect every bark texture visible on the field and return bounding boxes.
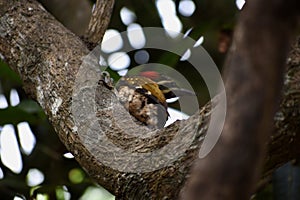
[0,0,300,199]
[264,37,300,177]
[85,0,115,45]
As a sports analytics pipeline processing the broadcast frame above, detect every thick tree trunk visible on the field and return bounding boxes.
[0,0,300,199]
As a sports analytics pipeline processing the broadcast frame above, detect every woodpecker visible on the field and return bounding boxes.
[118,75,168,110]
[115,71,195,129]
[139,71,195,99]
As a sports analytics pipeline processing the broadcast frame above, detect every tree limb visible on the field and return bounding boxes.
[0,0,300,199]
[263,37,300,178]
[84,0,115,46]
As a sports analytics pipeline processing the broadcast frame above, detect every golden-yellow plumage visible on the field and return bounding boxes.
[120,76,167,109]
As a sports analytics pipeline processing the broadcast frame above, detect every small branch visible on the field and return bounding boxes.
[84,0,115,46]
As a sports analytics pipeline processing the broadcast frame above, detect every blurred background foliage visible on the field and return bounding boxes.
[0,0,299,199]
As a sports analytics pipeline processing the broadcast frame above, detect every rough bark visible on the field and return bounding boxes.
[263,37,300,178]
[0,0,300,199]
[84,0,115,45]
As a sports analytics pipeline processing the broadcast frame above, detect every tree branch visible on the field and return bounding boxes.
[0,0,300,199]
[263,37,300,178]
[84,0,115,46]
